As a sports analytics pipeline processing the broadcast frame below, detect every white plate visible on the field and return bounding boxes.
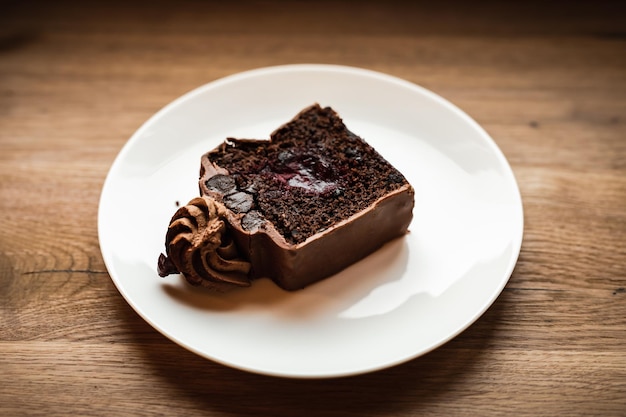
[98,64,523,378]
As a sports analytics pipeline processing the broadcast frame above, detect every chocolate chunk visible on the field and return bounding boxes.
[224,191,254,213]
[241,210,265,231]
[157,253,179,277]
[205,174,237,195]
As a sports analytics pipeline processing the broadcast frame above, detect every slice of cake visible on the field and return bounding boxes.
[158,104,414,291]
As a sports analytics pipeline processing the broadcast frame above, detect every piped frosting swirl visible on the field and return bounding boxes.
[157,196,251,290]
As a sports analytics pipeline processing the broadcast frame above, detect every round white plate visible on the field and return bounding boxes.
[98,64,523,378]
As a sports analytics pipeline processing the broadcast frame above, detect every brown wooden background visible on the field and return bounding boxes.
[1,1,625,416]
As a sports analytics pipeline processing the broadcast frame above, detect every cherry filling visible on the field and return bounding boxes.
[265,150,339,195]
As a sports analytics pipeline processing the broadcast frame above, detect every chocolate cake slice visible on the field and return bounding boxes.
[158,104,414,291]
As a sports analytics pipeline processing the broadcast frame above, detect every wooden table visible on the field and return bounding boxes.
[2,1,625,415]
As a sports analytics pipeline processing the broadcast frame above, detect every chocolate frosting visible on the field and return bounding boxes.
[157,196,252,291]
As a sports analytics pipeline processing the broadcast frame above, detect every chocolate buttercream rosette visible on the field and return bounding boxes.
[157,196,252,291]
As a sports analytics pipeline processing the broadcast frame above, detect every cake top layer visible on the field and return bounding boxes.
[203,104,410,245]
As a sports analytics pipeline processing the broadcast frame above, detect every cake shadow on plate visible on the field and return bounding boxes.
[161,236,410,318]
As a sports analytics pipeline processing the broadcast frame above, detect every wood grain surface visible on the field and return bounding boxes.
[1,1,625,416]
